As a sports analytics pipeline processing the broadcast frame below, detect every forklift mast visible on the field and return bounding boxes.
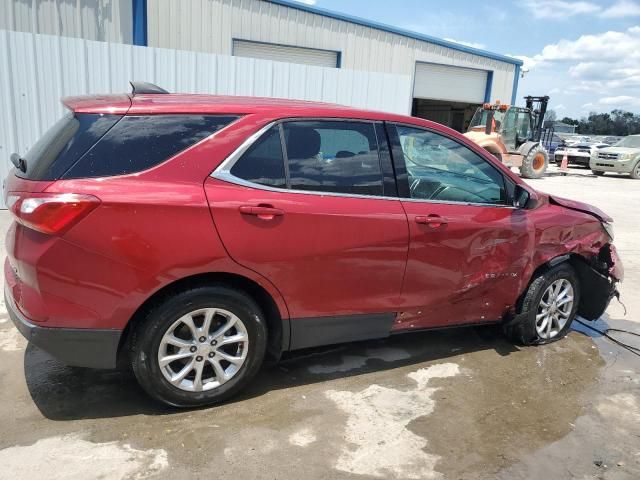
[524,95,550,143]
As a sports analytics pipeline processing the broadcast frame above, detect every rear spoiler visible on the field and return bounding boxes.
[61,81,169,114]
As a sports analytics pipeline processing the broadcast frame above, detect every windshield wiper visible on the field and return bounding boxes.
[10,153,26,173]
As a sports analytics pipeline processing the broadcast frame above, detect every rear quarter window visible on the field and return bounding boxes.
[62,115,238,178]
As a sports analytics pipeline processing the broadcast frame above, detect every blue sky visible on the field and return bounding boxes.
[300,0,640,119]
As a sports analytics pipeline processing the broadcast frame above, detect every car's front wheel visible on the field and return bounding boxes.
[131,285,267,407]
[631,160,640,179]
[504,263,580,345]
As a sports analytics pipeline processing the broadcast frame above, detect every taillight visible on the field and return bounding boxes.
[7,193,100,235]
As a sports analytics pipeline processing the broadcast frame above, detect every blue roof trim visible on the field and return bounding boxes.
[265,0,523,66]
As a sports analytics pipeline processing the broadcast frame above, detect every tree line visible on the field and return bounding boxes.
[555,110,640,136]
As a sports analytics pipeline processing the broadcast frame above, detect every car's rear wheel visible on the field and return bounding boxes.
[131,285,267,407]
[504,263,580,345]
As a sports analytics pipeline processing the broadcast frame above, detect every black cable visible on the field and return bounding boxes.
[575,318,640,358]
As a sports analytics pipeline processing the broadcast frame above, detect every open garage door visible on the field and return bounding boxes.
[412,63,489,132]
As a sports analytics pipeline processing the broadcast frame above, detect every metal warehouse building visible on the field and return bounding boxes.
[1,0,521,131]
[0,0,521,206]
[147,0,522,130]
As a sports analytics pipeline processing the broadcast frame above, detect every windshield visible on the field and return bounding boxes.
[614,136,640,148]
[469,109,505,130]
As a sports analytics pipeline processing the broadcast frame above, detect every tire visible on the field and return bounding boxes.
[503,263,580,345]
[631,160,640,179]
[519,145,549,179]
[131,285,268,407]
[592,170,605,176]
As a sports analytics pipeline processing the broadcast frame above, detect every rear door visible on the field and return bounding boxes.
[206,119,409,349]
[387,123,531,330]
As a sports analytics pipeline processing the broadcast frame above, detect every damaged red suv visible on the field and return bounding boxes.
[5,83,623,407]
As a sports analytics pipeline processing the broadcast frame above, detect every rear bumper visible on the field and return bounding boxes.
[5,285,122,369]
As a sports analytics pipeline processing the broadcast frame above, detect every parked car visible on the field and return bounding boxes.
[555,142,609,166]
[603,136,623,145]
[544,134,564,154]
[5,84,623,407]
[565,135,591,145]
[591,135,640,178]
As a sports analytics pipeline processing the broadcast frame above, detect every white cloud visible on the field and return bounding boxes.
[293,0,317,5]
[598,96,640,106]
[443,38,486,49]
[555,104,567,110]
[602,0,640,17]
[521,0,601,19]
[514,26,640,87]
[517,26,640,115]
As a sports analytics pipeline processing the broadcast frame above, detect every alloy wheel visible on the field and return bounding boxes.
[535,279,574,340]
[157,308,249,392]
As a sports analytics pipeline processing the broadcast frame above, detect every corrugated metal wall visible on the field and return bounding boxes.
[0,29,413,208]
[147,0,516,103]
[0,0,133,44]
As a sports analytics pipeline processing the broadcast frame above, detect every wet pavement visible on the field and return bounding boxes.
[0,164,639,479]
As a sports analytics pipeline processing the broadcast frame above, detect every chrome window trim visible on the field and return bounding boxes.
[214,121,277,174]
[211,118,516,209]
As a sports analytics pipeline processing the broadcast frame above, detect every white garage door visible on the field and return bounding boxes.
[414,63,488,103]
[233,40,338,68]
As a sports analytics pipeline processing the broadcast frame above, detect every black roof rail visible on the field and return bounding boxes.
[129,81,170,95]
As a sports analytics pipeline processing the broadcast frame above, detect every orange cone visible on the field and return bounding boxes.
[560,151,569,176]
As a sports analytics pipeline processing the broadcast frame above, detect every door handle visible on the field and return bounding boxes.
[415,215,448,227]
[239,205,284,220]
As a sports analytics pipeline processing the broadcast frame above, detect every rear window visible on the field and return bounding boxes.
[17,113,121,180]
[63,115,238,178]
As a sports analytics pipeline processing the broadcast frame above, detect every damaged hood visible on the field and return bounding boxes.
[548,195,613,223]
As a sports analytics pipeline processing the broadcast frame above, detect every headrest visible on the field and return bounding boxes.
[335,150,355,158]
[287,128,321,159]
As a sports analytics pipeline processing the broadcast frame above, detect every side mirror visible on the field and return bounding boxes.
[514,185,531,209]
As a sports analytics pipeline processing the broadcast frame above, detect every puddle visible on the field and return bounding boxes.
[308,347,411,374]
[415,331,605,478]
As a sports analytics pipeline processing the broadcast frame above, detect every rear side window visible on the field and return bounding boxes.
[283,121,383,196]
[17,113,121,180]
[230,127,286,188]
[63,115,237,178]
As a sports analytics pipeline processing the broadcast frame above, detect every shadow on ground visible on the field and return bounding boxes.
[24,324,519,421]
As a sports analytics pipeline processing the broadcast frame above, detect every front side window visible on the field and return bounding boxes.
[283,121,383,196]
[394,125,506,205]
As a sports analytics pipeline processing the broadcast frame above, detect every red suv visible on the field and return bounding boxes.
[5,83,623,407]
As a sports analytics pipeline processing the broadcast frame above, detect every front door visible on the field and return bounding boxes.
[386,123,531,330]
[206,120,409,347]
